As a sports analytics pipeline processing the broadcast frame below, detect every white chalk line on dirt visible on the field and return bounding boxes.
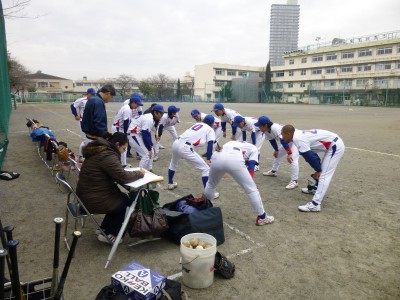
[157,182,265,279]
[346,147,400,158]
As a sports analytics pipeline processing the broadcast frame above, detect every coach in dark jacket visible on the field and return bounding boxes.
[77,132,145,244]
[81,84,115,139]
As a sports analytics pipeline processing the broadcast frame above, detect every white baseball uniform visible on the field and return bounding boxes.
[240,117,265,153]
[168,123,215,185]
[123,99,143,118]
[111,104,132,166]
[264,123,299,182]
[198,112,223,145]
[204,141,266,216]
[155,113,180,155]
[219,108,242,141]
[73,96,89,158]
[128,114,157,170]
[292,129,345,204]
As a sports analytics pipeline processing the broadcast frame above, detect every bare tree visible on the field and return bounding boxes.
[114,74,137,98]
[147,73,174,100]
[2,0,41,19]
[8,52,33,97]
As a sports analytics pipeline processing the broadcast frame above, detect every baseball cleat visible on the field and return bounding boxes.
[298,202,321,212]
[256,215,274,226]
[153,155,159,161]
[263,169,277,177]
[159,144,166,149]
[213,192,220,199]
[167,182,178,190]
[286,180,298,189]
[301,187,317,195]
[254,165,260,171]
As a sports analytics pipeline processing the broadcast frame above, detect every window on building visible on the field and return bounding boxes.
[374,78,388,88]
[398,46,400,53]
[238,71,248,77]
[275,72,284,77]
[396,61,400,69]
[358,49,372,57]
[288,82,293,88]
[275,82,283,89]
[37,82,49,88]
[76,82,83,86]
[312,55,323,62]
[377,46,392,55]
[325,67,336,74]
[215,81,225,87]
[227,70,236,76]
[340,79,352,87]
[215,69,225,75]
[357,64,372,72]
[356,79,369,87]
[312,69,322,75]
[341,66,353,73]
[376,63,392,71]
[341,52,354,59]
[289,71,294,76]
[300,70,306,76]
[301,57,307,63]
[289,59,294,65]
[326,53,337,61]
[300,82,306,88]
[393,77,400,88]
[324,80,336,87]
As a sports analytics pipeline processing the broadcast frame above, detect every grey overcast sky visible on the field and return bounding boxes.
[4,0,400,80]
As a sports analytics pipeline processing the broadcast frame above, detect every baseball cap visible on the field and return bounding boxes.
[129,94,143,106]
[232,115,245,128]
[168,105,180,114]
[191,109,200,118]
[152,104,166,113]
[211,103,224,112]
[87,88,96,95]
[203,115,215,125]
[254,116,272,127]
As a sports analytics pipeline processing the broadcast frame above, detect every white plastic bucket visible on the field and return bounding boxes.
[180,233,217,289]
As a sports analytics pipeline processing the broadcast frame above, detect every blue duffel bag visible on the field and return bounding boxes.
[162,195,225,245]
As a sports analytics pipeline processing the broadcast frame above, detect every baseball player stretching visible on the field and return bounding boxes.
[232,115,265,171]
[122,94,143,158]
[211,103,243,141]
[154,105,181,161]
[128,104,166,171]
[204,140,274,226]
[190,109,223,149]
[111,95,143,167]
[70,88,96,161]
[256,116,300,190]
[281,125,345,212]
[168,115,219,199]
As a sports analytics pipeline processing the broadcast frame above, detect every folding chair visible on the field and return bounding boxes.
[54,172,112,250]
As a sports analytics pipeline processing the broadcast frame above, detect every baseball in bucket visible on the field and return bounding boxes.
[180,233,217,289]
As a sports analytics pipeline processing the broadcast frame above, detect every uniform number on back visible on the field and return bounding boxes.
[191,124,203,131]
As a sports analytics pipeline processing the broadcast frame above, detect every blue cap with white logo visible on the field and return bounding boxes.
[203,115,215,125]
[191,109,200,118]
[129,94,143,106]
[232,115,245,128]
[152,104,166,113]
[211,103,224,112]
[168,105,180,114]
[254,116,272,127]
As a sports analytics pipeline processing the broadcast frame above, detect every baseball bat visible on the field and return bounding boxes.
[53,231,81,300]
[0,219,14,284]
[7,239,24,300]
[0,248,7,300]
[50,217,64,298]
[3,225,14,241]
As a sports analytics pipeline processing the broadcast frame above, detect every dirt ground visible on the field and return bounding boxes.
[1,102,399,300]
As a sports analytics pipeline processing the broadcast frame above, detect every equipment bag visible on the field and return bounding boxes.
[162,195,225,245]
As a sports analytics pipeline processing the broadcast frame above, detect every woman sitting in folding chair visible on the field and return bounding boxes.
[76,132,145,244]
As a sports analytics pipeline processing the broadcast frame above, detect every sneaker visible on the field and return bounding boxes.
[301,186,317,195]
[254,165,260,171]
[286,180,298,190]
[256,215,274,226]
[167,182,178,190]
[97,234,123,245]
[298,202,321,212]
[159,145,166,149]
[95,228,106,235]
[263,170,277,177]
[153,155,159,161]
[213,192,220,199]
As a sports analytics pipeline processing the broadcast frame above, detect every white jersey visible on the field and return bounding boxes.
[241,117,260,134]
[73,97,88,120]
[263,123,285,142]
[112,104,131,128]
[122,99,143,118]
[292,129,340,153]
[128,113,156,135]
[220,108,241,124]
[199,112,222,130]
[221,141,259,163]
[179,123,215,147]
[160,113,180,127]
